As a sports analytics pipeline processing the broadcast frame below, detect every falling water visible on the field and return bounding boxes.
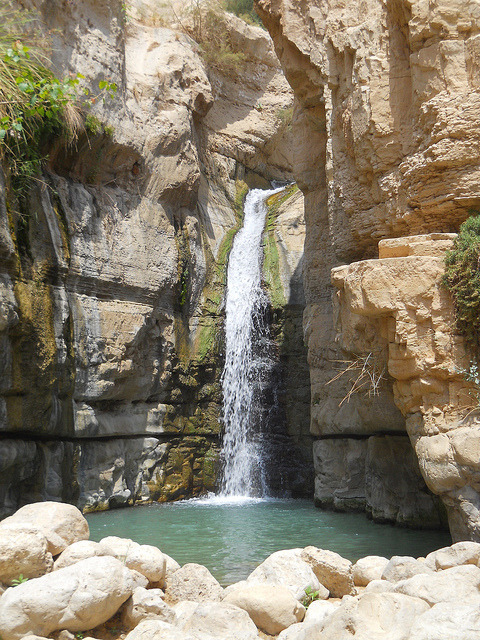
[220,187,283,497]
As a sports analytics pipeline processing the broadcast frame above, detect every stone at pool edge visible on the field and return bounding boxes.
[0,502,89,555]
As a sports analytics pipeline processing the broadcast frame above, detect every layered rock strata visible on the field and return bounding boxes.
[0,0,309,512]
[332,234,480,540]
[256,0,480,533]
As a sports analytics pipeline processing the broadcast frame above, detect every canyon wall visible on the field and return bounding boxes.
[257,0,480,536]
[0,0,310,514]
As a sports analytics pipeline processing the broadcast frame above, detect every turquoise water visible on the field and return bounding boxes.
[86,497,451,586]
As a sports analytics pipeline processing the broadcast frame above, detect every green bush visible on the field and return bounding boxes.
[443,213,480,350]
[0,7,116,201]
[223,0,263,26]
[0,8,83,197]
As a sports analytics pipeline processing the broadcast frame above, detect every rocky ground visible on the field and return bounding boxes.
[0,502,479,639]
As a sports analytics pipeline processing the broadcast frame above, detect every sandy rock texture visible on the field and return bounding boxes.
[0,0,311,513]
[0,502,89,555]
[256,0,480,535]
[331,235,480,539]
[0,556,136,640]
[164,563,224,605]
[224,583,305,635]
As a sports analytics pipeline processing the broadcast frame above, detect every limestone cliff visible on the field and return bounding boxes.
[0,0,309,514]
[257,0,480,536]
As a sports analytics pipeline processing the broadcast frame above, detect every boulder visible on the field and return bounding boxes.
[54,540,107,570]
[364,579,396,594]
[353,556,389,586]
[276,600,338,639]
[124,619,195,640]
[173,600,201,622]
[247,549,326,601]
[164,563,224,605]
[425,542,480,571]
[122,587,175,628]
[0,530,53,585]
[409,601,480,640]
[129,569,150,589]
[224,583,305,635]
[393,565,480,606]
[381,556,434,583]
[303,599,337,626]
[177,601,259,640]
[301,546,356,597]
[99,536,166,583]
[164,554,181,578]
[320,592,430,640]
[0,556,135,640]
[0,502,89,555]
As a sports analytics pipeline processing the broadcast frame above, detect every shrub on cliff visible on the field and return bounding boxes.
[0,6,116,202]
[182,0,247,74]
[223,0,263,26]
[443,213,480,351]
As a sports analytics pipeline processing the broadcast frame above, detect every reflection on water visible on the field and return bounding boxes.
[86,498,451,586]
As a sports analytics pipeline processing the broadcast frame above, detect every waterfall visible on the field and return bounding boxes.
[219,187,283,497]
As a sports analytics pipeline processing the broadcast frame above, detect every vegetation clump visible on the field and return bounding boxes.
[223,0,263,27]
[181,0,247,74]
[443,213,480,352]
[0,6,116,201]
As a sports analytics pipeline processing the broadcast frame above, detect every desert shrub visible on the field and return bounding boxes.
[183,0,247,74]
[277,106,293,129]
[443,213,480,352]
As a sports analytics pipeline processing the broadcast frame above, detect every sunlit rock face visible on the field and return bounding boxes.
[0,0,311,512]
[257,0,480,533]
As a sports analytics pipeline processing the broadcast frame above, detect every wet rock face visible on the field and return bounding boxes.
[257,0,480,533]
[0,0,305,511]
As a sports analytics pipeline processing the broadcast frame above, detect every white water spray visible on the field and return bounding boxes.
[220,187,283,497]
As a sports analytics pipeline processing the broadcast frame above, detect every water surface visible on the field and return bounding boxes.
[86,498,451,585]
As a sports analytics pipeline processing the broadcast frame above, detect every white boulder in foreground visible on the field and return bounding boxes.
[54,540,108,570]
[277,600,338,639]
[124,619,195,640]
[165,563,224,604]
[320,592,430,640]
[224,583,305,634]
[122,587,175,628]
[353,556,389,586]
[0,502,89,555]
[0,556,135,640]
[99,536,166,584]
[246,549,326,600]
[393,564,480,606]
[425,541,480,570]
[0,530,53,585]
[301,546,356,597]
[177,601,259,640]
[381,556,433,583]
[409,601,480,640]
